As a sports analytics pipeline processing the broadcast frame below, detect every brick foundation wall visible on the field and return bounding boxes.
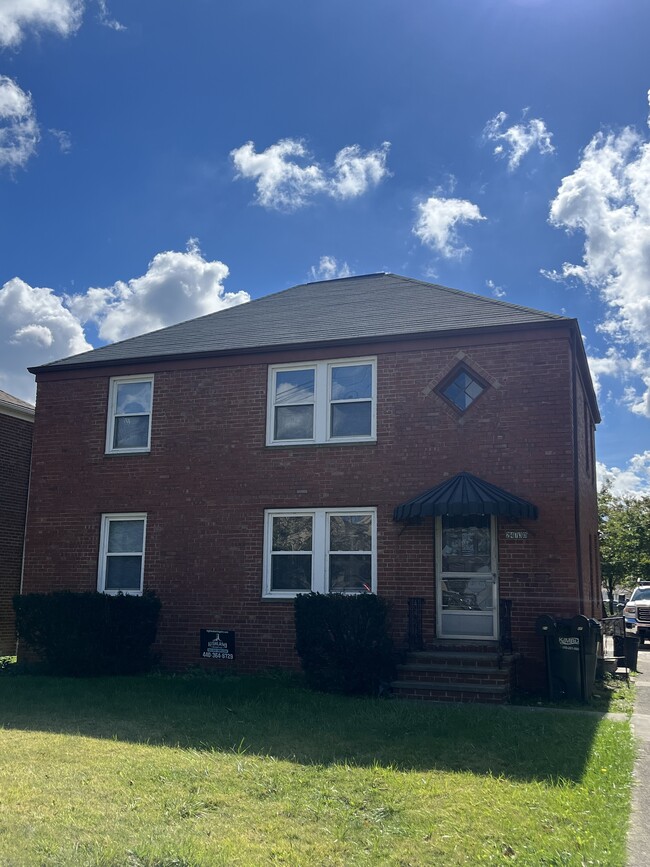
[22,324,598,691]
[0,412,33,655]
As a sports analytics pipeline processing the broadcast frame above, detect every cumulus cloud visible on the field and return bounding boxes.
[0,277,91,402]
[413,195,486,258]
[597,452,650,497]
[547,100,650,418]
[66,240,249,343]
[309,256,352,281]
[231,138,390,210]
[483,110,555,171]
[0,0,83,48]
[0,76,39,171]
[0,242,249,401]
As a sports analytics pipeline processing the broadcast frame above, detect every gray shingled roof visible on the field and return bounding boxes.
[0,389,35,411]
[31,273,568,373]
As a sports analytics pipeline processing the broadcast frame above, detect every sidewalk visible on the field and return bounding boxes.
[627,646,650,866]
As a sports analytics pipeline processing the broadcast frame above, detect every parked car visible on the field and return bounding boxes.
[624,583,650,644]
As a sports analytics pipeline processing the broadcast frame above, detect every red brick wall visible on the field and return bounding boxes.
[0,412,33,655]
[22,324,598,690]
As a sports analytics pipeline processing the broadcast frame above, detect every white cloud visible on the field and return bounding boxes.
[66,240,250,343]
[48,128,71,153]
[597,452,650,497]
[0,242,249,401]
[0,0,83,48]
[0,76,39,171]
[486,278,506,298]
[0,277,91,402]
[413,195,486,258]
[483,110,555,171]
[231,138,390,210]
[97,0,125,32]
[309,256,352,281]
[547,100,650,418]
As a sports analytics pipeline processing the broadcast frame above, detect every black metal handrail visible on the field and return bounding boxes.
[499,599,513,653]
[407,597,424,651]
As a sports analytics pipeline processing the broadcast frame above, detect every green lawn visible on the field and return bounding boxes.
[0,671,635,866]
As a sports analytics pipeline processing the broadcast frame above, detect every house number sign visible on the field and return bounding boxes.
[505,531,529,540]
[200,629,235,660]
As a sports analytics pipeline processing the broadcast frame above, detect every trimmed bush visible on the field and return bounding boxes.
[13,591,161,676]
[294,592,395,695]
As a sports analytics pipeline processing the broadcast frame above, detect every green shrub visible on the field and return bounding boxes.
[13,591,161,676]
[294,592,395,695]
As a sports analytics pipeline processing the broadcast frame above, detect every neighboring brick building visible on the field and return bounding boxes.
[0,390,34,655]
[23,274,601,697]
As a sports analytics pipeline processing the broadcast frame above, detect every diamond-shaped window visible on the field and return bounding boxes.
[439,366,486,412]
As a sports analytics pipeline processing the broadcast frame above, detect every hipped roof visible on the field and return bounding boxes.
[30,272,567,374]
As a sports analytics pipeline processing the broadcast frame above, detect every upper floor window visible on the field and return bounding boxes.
[98,513,146,595]
[106,375,153,454]
[267,358,376,445]
[437,364,487,413]
[263,508,376,598]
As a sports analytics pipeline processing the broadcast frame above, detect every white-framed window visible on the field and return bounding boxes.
[263,508,376,598]
[106,375,154,454]
[266,358,376,445]
[98,513,147,595]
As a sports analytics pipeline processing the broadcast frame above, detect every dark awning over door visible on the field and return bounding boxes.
[393,471,538,521]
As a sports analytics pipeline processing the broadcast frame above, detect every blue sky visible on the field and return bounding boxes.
[1,0,650,494]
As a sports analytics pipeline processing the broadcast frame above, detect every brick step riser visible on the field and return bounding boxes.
[404,657,504,670]
[395,669,510,686]
[393,687,509,704]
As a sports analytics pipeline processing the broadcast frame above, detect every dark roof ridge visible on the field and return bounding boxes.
[380,273,567,322]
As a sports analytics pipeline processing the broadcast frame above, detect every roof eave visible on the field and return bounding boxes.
[29,317,573,377]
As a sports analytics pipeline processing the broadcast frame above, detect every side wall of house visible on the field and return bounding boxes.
[574,352,601,620]
[0,412,33,655]
[22,326,588,689]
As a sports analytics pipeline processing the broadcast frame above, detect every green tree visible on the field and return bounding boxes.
[599,488,650,612]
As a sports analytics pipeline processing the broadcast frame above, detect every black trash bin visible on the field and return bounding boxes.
[614,633,640,671]
[535,614,602,702]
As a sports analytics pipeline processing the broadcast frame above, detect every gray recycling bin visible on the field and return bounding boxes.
[535,614,601,702]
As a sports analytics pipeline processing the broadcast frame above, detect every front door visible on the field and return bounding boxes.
[435,514,498,639]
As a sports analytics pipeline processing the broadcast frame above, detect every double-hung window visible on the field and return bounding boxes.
[263,508,376,598]
[98,513,147,595]
[267,358,376,445]
[106,375,153,454]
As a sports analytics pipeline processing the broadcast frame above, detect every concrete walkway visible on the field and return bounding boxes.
[627,647,650,866]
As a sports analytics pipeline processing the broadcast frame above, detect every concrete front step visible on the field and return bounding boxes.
[391,679,510,703]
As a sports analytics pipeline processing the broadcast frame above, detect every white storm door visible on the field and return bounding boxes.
[436,515,498,639]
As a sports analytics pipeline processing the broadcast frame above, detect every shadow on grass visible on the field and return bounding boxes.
[0,667,617,784]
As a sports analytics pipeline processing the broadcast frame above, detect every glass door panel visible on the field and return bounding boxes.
[436,515,497,639]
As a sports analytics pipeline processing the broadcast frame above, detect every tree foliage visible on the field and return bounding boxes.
[599,489,650,608]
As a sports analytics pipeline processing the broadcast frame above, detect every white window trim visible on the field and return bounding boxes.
[266,357,376,446]
[262,507,377,599]
[97,512,147,596]
[105,374,154,455]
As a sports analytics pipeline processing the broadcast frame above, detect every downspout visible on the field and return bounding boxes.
[570,327,585,613]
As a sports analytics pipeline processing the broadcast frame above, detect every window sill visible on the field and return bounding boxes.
[266,438,377,449]
[104,449,151,457]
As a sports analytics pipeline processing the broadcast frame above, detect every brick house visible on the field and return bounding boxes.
[22,273,601,698]
[0,390,34,655]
